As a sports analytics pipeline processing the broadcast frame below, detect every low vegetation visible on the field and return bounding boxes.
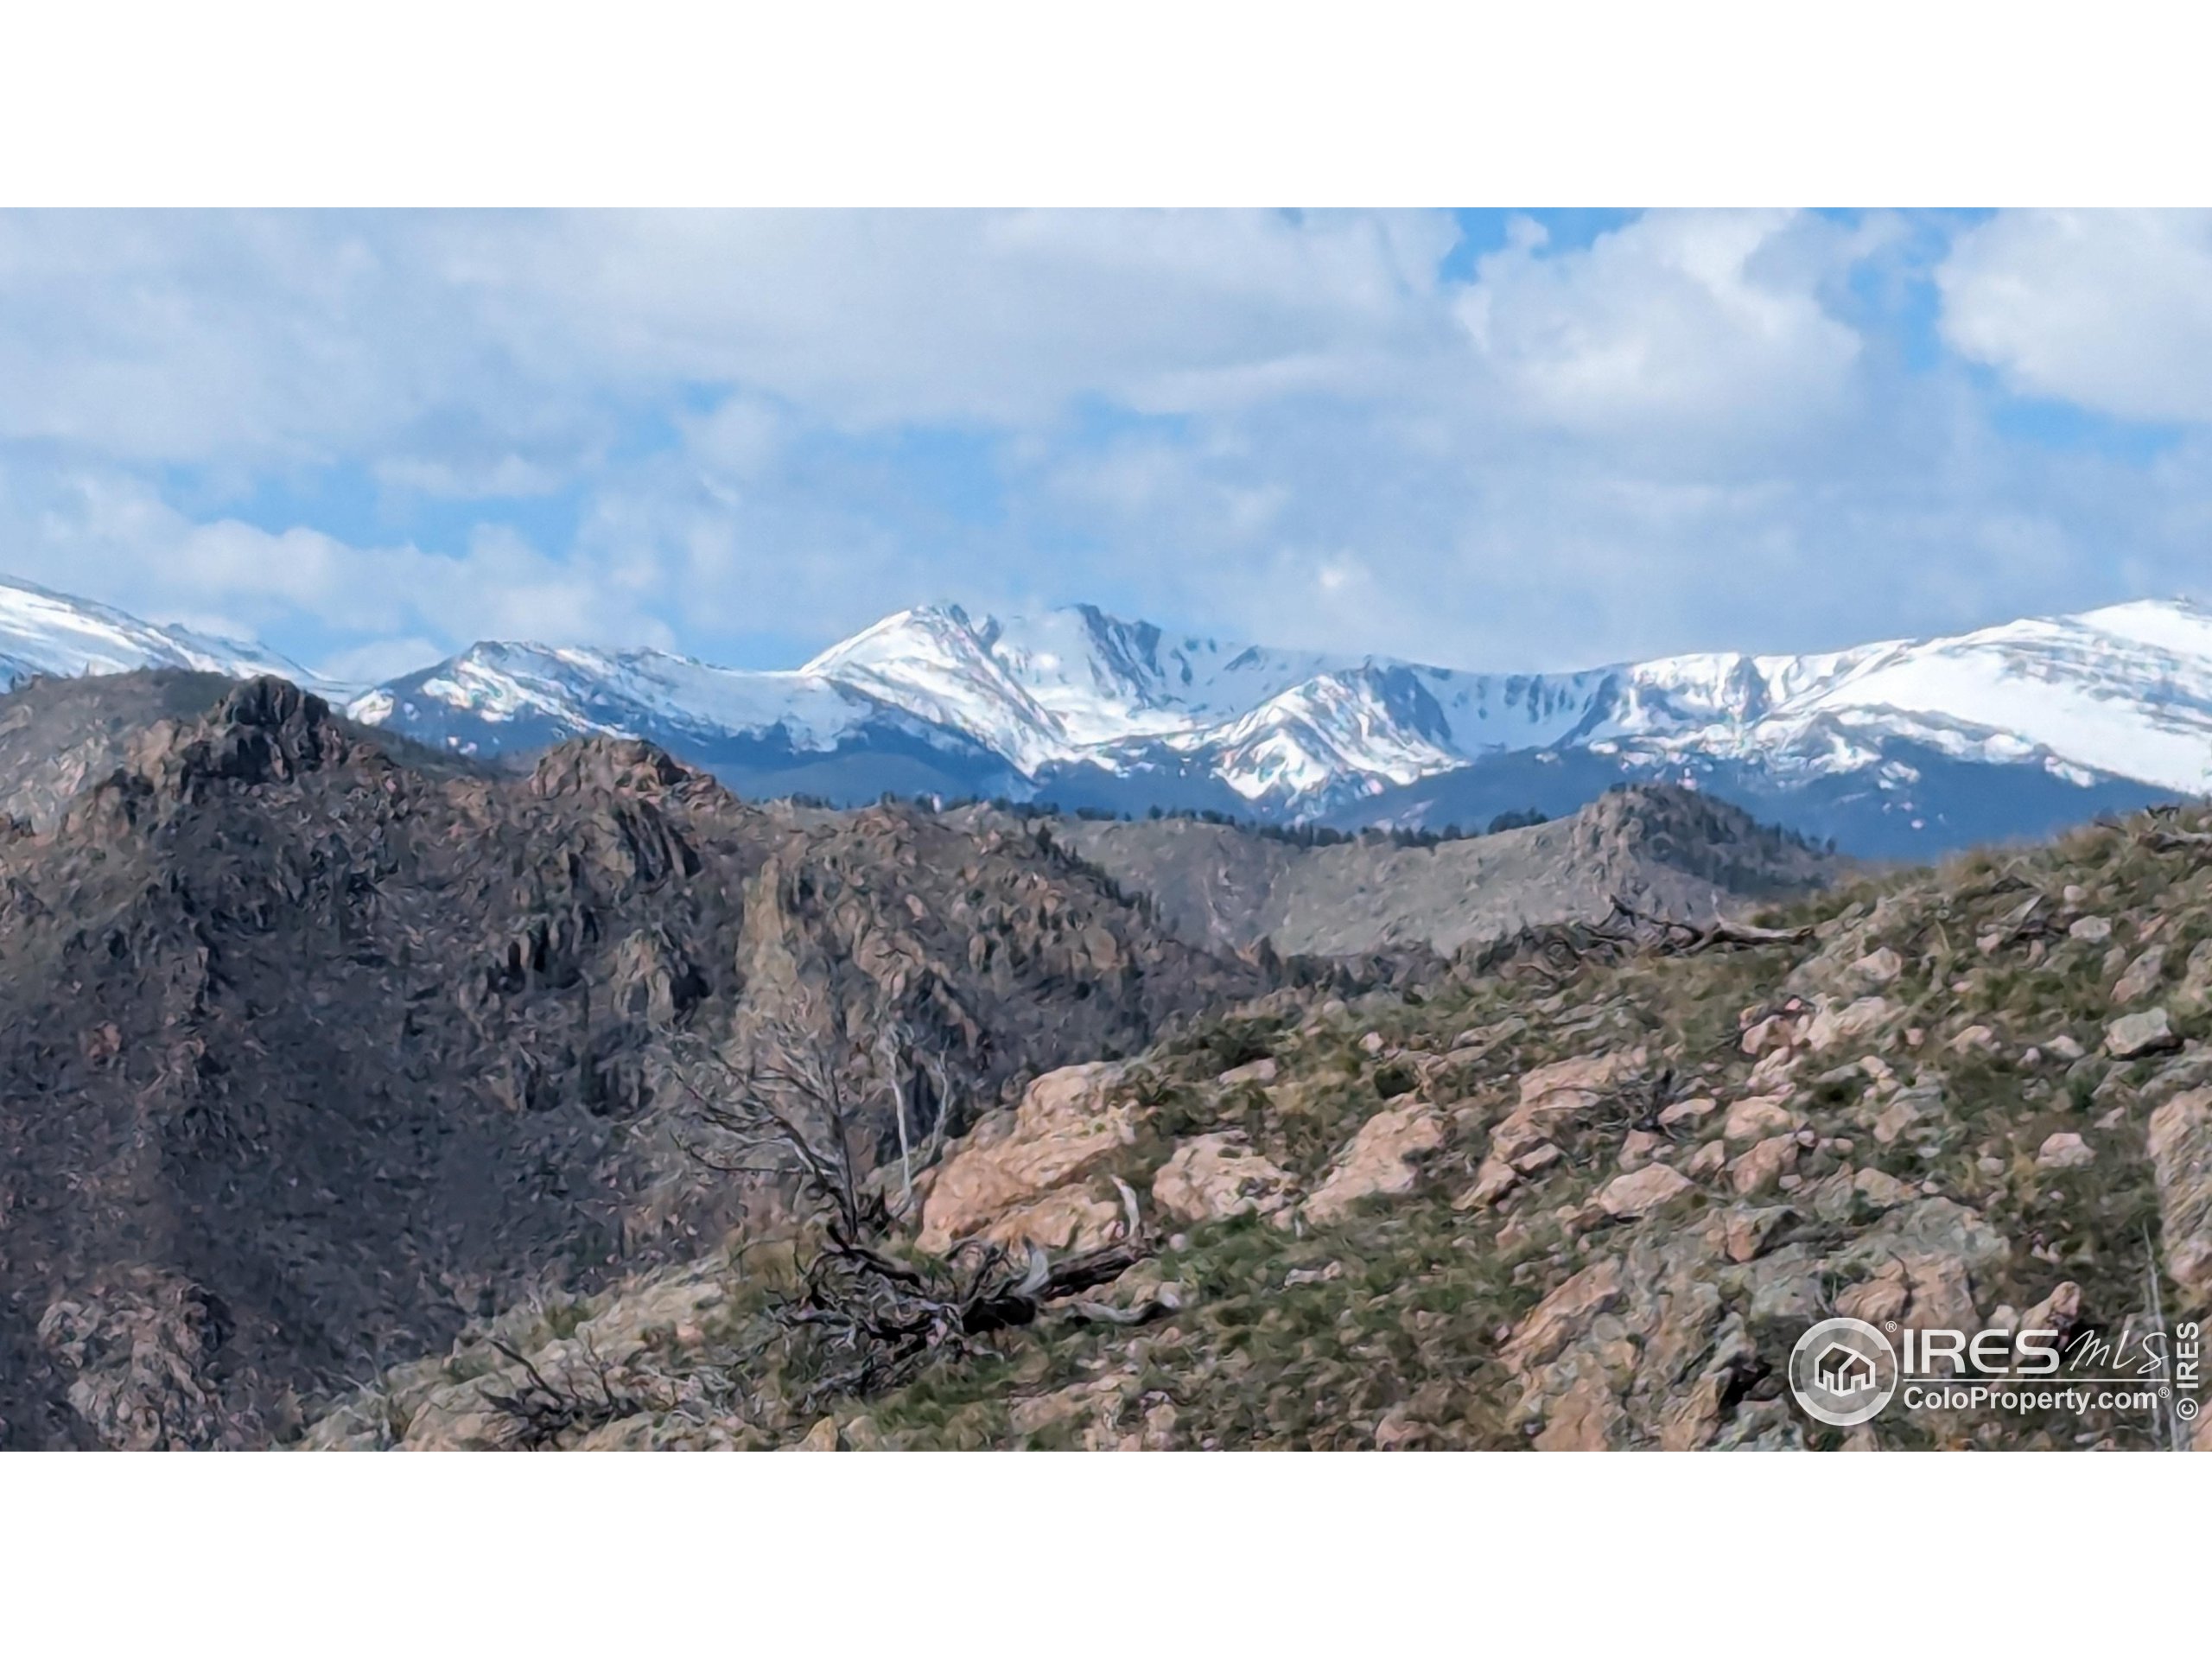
[299,803,2212,1451]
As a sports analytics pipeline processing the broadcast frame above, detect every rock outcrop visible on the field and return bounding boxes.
[0,675,1268,1448]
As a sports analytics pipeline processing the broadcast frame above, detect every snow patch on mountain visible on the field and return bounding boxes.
[0,574,322,693]
[6,563,2209,835]
[351,639,889,756]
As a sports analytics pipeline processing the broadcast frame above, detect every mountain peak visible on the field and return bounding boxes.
[4,569,2207,856]
[798,602,980,677]
[0,571,324,694]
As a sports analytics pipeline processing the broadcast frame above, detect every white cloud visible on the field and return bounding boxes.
[0,209,1465,474]
[1939,210,2212,423]
[373,454,565,499]
[0,461,677,677]
[3,208,2211,690]
[677,394,787,485]
[1456,210,1868,452]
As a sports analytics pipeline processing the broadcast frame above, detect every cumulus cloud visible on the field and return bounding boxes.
[1939,210,2212,424]
[0,461,677,677]
[0,208,2208,684]
[1456,210,1870,454]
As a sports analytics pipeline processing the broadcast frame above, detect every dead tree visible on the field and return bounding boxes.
[1599,897,1816,954]
[673,1007,1163,1406]
[671,1005,890,1236]
[2139,805,2212,853]
[478,1337,667,1450]
[780,1185,1158,1402]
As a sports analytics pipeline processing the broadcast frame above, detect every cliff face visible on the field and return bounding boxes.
[1039,785,1837,957]
[302,804,2212,1453]
[0,677,1266,1448]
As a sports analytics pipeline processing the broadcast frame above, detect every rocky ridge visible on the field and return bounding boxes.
[0,677,1274,1448]
[1033,783,1835,957]
[302,802,2212,1451]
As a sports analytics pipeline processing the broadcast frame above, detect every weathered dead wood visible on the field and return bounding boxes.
[2142,827,2212,852]
[478,1337,666,1450]
[677,1011,1158,1405]
[1600,897,1815,954]
[2136,804,2212,854]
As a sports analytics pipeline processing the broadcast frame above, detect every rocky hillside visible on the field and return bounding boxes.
[0,677,1269,1449]
[1026,785,1836,957]
[0,669,251,831]
[301,802,2212,1450]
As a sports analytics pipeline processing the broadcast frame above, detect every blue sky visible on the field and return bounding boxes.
[2,208,2209,683]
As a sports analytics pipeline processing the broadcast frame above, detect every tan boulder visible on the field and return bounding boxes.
[1902,1254,1982,1334]
[572,1273,726,1362]
[2020,1281,2084,1342]
[1721,1205,1793,1263]
[1837,1251,1981,1340]
[1304,1103,1445,1224]
[1532,1373,1624,1451]
[1872,1093,1926,1145]
[1724,1095,1799,1144]
[1729,1134,1799,1197]
[1851,947,1904,986]
[918,1062,1137,1253]
[1807,996,1891,1053]
[1746,1044,1802,1092]
[2175,941,2212,1014]
[1597,1163,1693,1220]
[1656,1372,1731,1452]
[1372,1411,1435,1452]
[2107,1008,2180,1060]
[1740,1015,1788,1057]
[1853,1166,1917,1211]
[1618,1128,1662,1172]
[1456,1049,1644,1216]
[973,1185,1126,1253]
[1502,1256,1624,1375]
[2035,1132,2094,1172]
[1009,1382,1108,1439]
[1835,1268,1909,1326]
[1151,1132,1297,1226]
[1490,1116,1554,1165]
[572,1413,666,1452]
[1513,1141,1563,1175]
[2148,1087,2212,1299]
[1217,1056,1278,1087]
[1686,1141,1729,1179]
[1658,1096,1719,1129]
[2113,946,2168,1006]
[1456,1155,1521,1211]
[399,1385,518,1451]
[1515,1048,1647,1122]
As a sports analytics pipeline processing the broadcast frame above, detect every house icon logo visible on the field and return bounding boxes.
[1813,1342,1878,1396]
[1789,1318,1899,1427]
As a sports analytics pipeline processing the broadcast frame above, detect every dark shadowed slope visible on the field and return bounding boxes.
[0,677,1267,1447]
[1029,785,1838,956]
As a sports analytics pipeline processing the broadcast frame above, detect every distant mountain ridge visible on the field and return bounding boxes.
[0,575,321,693]
[0,570,2201,855]
[1006,784,1837,957]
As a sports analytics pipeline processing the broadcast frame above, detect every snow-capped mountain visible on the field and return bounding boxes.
[0,574,321,693]
[340,594,2212,854]
[0,566,2202,855]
